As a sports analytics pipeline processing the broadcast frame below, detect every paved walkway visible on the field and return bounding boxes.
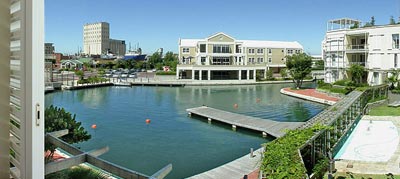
[189,148,263,179]
[281,88,339,105]
[335,115,400,175]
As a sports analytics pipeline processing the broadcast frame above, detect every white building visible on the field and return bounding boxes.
[83,22,126,56]
[177,32,303,81]
[322,18,400,85]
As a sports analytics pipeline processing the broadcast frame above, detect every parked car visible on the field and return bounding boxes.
[121,72,129,78]
[128,73,136,78]
[141,69,146,72]
[105,72,112,77]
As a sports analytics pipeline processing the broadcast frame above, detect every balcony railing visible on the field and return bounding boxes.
[346,44,368,51]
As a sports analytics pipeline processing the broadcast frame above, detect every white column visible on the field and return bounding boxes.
[199,70,202,80]
[247,70,250,80]
[176,69,179,79]
[253,69,257,80]
[238,70,242,80]
[0,0,10,178]
[208,70,211,80]
[192,70,195,80]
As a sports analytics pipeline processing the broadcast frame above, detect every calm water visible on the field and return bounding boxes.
[45,83,325,178]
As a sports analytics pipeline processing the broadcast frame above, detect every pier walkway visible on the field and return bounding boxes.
[189,148,263,179]
[186,106,304,138]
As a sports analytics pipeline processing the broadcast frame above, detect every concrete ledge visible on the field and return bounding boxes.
[280,88,336,105]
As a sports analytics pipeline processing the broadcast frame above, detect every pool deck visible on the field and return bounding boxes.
[280,88,340,105]
[335,115,400,175]
[187,106,304,138]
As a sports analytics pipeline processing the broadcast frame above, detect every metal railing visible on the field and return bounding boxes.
[45,130,172,179]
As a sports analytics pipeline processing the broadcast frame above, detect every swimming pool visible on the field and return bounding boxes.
[335,120,399,162]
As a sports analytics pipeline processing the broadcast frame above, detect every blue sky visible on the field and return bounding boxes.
[46,0,399,55]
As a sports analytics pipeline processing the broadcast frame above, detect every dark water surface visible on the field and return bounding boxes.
[45,83,325,178]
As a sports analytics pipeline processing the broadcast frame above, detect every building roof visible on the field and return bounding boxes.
[179,32,303,49]
[180,39,203,47]
[60,59,83,65]
[239,40,303,49]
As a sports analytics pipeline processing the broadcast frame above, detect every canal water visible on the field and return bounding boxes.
[45,83,325,178]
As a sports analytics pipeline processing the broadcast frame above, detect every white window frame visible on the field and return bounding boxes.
[257,48,264,54]
[182,47,189,54]
[268,48,272,54]
[268,57,272,63]
[248,48,255,54]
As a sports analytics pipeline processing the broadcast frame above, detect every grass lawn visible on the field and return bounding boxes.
[324,172,400,179]
[369,105,400,116]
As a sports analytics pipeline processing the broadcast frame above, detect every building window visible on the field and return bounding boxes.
[395,54,398,68]
[248,57,255,63]
[257,57,264,63]
[268,48,272,54]
[257,48,264,54]
[213,45,231,53]
[183,48,189,53]
[201,57,206,63]
[200,44,206,53]
[295,50,301,54]
[268,57,272,63]
[248,48,255,54]
[393,34,399,49]
[287,49,293,54]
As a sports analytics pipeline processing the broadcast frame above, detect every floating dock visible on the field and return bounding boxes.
[186,106,304,138]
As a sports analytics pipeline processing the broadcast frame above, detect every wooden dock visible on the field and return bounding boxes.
[186,106,304,138]
[189,148,263,179]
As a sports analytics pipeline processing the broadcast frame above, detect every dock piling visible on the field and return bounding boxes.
[262,132,267,138]
[232,125,237,131]
[208,118,212,124]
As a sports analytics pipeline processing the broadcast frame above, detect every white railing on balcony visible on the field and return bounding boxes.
[347,44,368,50]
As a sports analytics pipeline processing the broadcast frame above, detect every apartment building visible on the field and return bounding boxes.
[322,18,400,85]
[45,43,55,60]
[83,22,126,56]
[177,32,303,81]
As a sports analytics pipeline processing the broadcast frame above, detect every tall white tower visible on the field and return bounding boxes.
[83,22,110,55]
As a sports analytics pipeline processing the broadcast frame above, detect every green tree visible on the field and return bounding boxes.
[266,69,274,80]
[390,16,396,25]
[75,70,84,80]
[314,60,324,70]
[134,61,145,70]
[348,64,365,84]
[163,51,178,71]
[364,16,376,27]
[280,68,288,79]
[45,105,91,161]
[148,52,162,69]
[286,53,313,89]
[350,21,359,29]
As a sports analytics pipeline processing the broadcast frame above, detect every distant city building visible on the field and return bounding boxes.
[311,55,323,68]
[45,43,55,60]
[83,22,126,56]
[176,32,303,81]
[322,18,400,85]
[109,39,126,56]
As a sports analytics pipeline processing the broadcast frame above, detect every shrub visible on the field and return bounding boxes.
[261,125,328,179]
[156,71,176,75]
[333,79,350,86]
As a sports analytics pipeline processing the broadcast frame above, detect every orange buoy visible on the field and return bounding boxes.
[91,124,97,129]
[233,103,238,108]
[256,98,261,103]
[145,119,151,124]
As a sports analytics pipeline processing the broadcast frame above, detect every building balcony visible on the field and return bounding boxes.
[346,44,368,53]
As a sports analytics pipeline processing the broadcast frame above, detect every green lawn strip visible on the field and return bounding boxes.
[369,106,400,116]
[325,172,400,179]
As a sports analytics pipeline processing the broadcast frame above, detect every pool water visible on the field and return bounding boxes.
[45,83,325,178]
